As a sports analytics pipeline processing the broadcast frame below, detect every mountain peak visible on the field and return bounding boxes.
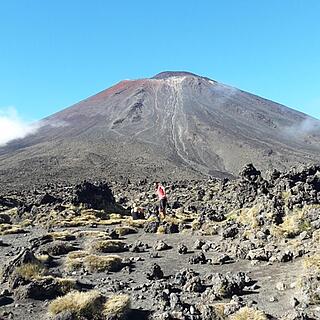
[151,71,207,80]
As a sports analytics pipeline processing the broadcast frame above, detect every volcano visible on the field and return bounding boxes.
[1,71,320,189]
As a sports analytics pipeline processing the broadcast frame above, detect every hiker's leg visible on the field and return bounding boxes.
[162,198,167,217]
[159,200,165,220]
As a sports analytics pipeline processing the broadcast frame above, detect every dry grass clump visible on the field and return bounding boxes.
[115,226,137,236]
[281,191,292,205]
[49,231,76,241]
[89,239,127,253]
[147,216,159,223]
[200,222,219,236]
[65,251,90,271]
[15,262,46,280]
[35,254,52,264]
[230,306,268,320]
[236,205,262,229]
[312,229,320,243]
[162,216,183,225]
[56,278,78,294]
[84,255,123,273]
[49,291,131,319]
[67,250,89,260]
[58,219,89,228]
[76,230,110,239]
[103,294,130,318]
[97,219,124,226]
[191,218,201,231]
[126,218,146,228]
[14,258,76,294]
[303,254,320,273]
[20,219,33,227]
[298,254,320,305]
[48,290,104,318]
[157,225,166,234]
[110,213,122,220]
[271,209,310,238]
[174,212,198,223]
[80,209,109,220]
[65,251,123,273]
[0,223,26,235]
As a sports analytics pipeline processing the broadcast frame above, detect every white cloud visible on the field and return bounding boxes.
[0,107,40,146]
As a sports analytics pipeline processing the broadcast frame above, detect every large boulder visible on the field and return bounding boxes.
[73,181,114,208]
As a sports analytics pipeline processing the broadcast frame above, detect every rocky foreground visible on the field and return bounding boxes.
[1,164,320,319]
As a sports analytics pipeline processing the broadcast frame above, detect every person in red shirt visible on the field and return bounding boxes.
[155,181,167,219]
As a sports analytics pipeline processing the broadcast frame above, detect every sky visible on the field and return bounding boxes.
[0,0,319,136]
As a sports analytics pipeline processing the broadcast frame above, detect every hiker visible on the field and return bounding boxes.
[155,181,167,219]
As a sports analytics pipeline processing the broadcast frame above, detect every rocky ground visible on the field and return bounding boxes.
[1,163,320,319]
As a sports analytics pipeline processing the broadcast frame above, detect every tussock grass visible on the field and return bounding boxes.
[49,231,76,241]
[303,254,320,273]
[97,219,123,226]
[80,209,109,220]
[76,230,110,239]
[271,209,310,238]
[65,251,89,271]
[230,306,268,320]
[200,222,219,236]
[110,213,123,220]
[229,205,266,230]
[89,240,127,253]
[35,254,51,264]
[67,250,89,259]
[59,220,89,228]
[20,219,33,227]
[312,230,320,243]
[282,191,292,205]
[65,251,123,273]
[56,278,78,294]
[147,216,159,223]
[226,211,238,222]
[48,290,104,318]
[115,226,137,236]
[126,218,146,228]
[298,254,320,305]
[103,294,130,318]
[84,255,123,272]
[174,212,198,222]
[0,223,26,235]
[49,291,131,319]
[191,219,201,231]
[157,225,166,234]
[15,262,46,280]
[162,215,182,225]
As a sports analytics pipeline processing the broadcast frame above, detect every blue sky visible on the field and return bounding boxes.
[0,0,319,122]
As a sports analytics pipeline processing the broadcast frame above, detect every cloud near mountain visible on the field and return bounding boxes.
[0,107,40,146]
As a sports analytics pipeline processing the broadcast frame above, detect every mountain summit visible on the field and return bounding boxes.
[1,71,320,189]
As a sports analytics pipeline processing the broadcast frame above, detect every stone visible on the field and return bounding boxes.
[276,281,286,291]
[194,239,205,250]
[0,296,14,306]
[147,264,164,280]
[183,276,204,293]
[144,221,160,233]
[178,244,188,254]
[154,240,170,251]
[189,252,206,264]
